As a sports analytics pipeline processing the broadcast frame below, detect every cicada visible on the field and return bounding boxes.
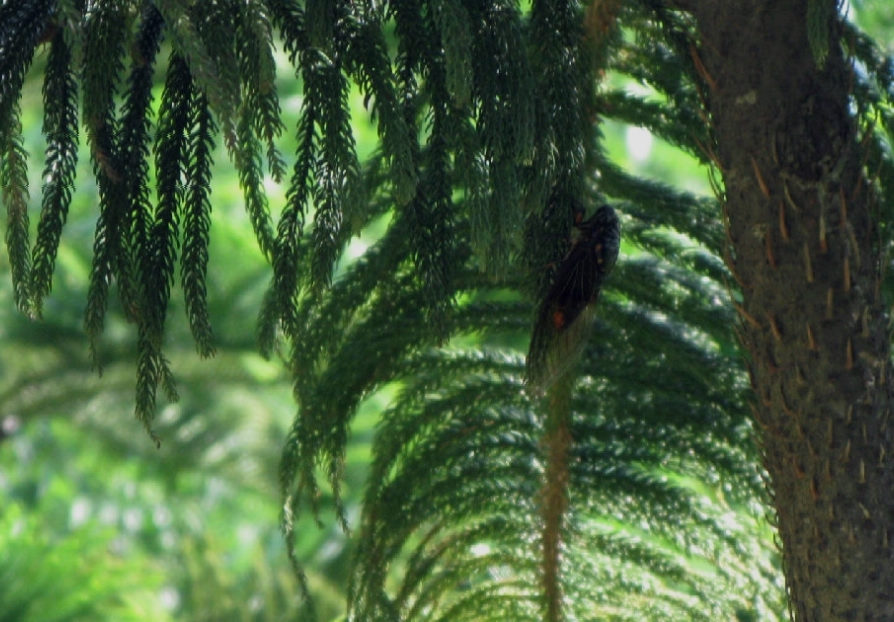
[525,204,620,393]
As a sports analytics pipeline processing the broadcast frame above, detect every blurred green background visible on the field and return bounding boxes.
[0,3,889,621]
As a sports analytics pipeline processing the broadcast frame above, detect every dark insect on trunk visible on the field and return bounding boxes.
[526,204,620,393]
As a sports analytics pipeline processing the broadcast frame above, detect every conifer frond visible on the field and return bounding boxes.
[267,0,308,60]
[471,0,535,165]
[153,0,238,141]
[132,51,193,435]
[0,0,51,140]
[254,4,783,617]
[842,23,894,294]
[432,0,472,109]
[233,98,277,260]
[612,12,701,109]
[258,111,312,358]
[310,52,362,291]
[522,0,597,298]
[235,1,285,181]
[82,0,130,366]
[346,332,778,620]
[0,0,53,315]
[343,2,417,204]
[151,52,191,339]
[2,107,31,315]
[598,155,724,253]
[181,90,216,357]
[275,178,777,619]
[528,0,592,184]
[32,30,79,312]
[203,0,279,262]
[408,125,455,332]
[464,0,534,277]
[118,4,165,317]
[597,90,709,164]
[8,2,838,619]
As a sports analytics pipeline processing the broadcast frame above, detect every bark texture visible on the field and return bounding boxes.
[688,1,894,619]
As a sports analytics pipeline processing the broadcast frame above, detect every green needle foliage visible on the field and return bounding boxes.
[3,0,893,620]
[0,504,170,622]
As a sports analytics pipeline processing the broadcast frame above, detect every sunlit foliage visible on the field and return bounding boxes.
[2,1,893,620]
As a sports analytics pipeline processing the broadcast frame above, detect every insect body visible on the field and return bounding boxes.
[526,204,620,392]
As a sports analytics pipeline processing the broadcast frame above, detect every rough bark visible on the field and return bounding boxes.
[687,1,894,619]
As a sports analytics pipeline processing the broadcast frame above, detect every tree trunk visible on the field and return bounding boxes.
[687,1,894,619]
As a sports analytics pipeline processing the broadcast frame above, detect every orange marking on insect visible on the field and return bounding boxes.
[552,310,566,330]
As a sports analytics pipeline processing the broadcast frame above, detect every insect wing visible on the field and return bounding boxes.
[525,205,620,393]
